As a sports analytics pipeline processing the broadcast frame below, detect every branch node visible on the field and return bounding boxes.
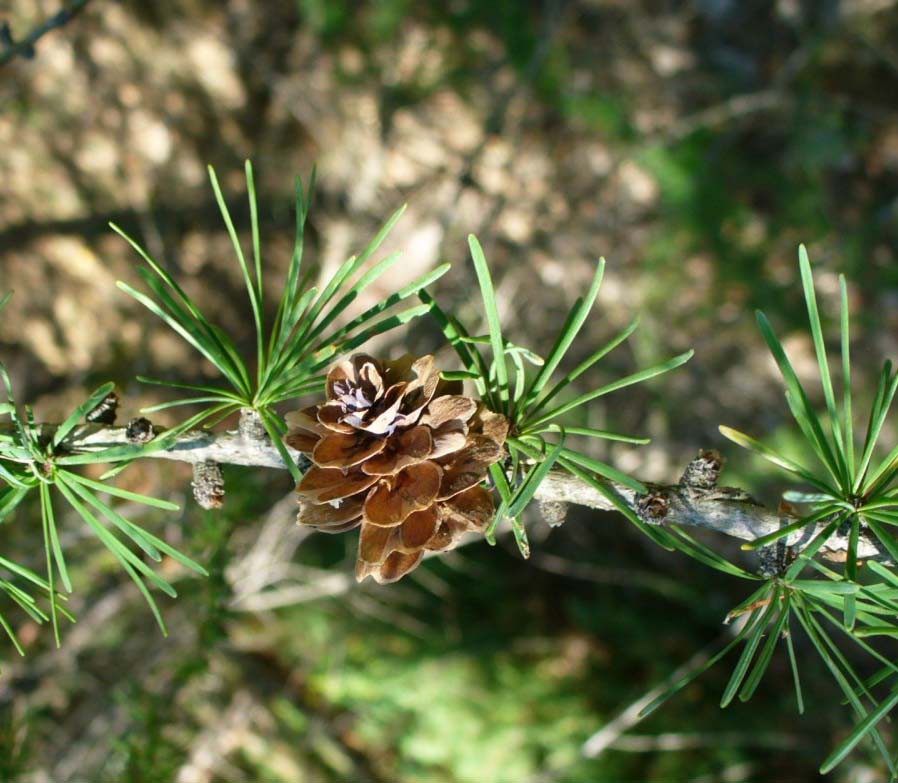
[679,449,724,490]
[125,417,155,444]
[757,538,795,578]
[537,498,568,528]
[634,490,671,525]
[238,408,268,443]
[192,460,225,509]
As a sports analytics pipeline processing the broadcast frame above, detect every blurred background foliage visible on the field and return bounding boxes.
[2,0,898,780]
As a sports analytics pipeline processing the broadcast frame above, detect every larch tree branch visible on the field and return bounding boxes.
[57,419,885,564]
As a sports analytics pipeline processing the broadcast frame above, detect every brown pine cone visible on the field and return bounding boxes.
[286,354,508,584]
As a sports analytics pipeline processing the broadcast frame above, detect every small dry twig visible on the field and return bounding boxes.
[0,0,96,67]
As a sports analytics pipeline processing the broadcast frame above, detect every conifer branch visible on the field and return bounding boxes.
[56,423,884,563]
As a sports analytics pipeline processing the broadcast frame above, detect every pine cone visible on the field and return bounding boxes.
[287,354,508,584]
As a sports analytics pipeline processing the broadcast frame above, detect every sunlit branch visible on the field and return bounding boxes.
[57,422,884,563]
